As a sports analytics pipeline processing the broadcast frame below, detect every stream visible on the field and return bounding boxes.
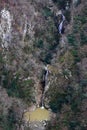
[24,10,66,123]
[24,65,50,122]
[58,12,65,34]
[0,8,66,123]
[40,65,49,108]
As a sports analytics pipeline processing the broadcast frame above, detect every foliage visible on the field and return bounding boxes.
[2,70,20,97]
[46,82,85,129]
[68,120,80,130]
[46,121,60,130]
[24,33,30,42]
[69,7,87,47]
[39,32,60,64]
[40,51,52,64]
[42,7,53,17]
[64,10,71,22]
[0,107,16,130]
[34,39,44,48]
[80,79,87,87]
[2,70,34,104]
[48,80,83,113]
[7,107,17,130]
[67,34,77,47]
[71,49,81,63]
[52,0,72,9]
[0,52,4,63]
[23,45,32,54]
[21,79,35,103]
[80,32,87,45]
[49,92,67,113]
[44,52,52,64]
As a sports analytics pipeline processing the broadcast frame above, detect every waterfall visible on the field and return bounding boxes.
[23,15,27,41]
[44,66,49,83]
[62,14,65,22]
[58,21,63,34]
[41,94,45,109]
[41,65,49,109]
[0,8,12,48]
[58,12,65,34]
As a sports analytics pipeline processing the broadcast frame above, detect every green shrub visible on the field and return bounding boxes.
[49,92,67,113]
[34,39,44,48]
[23,45,32,54]
[0,52,4,63]
[3,71,20,97]
[46,123,60,130]
[24,33,30,42]
[48,42,58,50]
[80,79,87,87]
[64,10,71,22]
[2,70,34,104]
[74,15,86,25]
[67,34,77,46]
[52,0,71,9]
[69,120,80,130]
[21,79,35,103]
[80,32,87,45]
[71,49,81,63]
[7,107,17,129]
[71,49,78,57]
[71,99,80,113]
[39,51,52,64]
[42,7,53,17]
[44,52,52,64]
[0,107,16,130]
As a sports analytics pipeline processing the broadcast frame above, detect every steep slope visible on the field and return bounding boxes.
[0,0,87,130]
[46,0,87,130]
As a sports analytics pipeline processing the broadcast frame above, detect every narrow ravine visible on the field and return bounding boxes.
[40,65,49,108]
[24,9,67,124]
[58,11,65,34]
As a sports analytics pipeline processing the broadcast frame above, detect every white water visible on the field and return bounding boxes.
[44,65,49,83]
[41,106,44,109]
[62,14,65,21]
[58,12,65,34]
[23,15,27,41]
[59,21,63,34]
[41,92,45,108]
[41,65,49,108]
[0,8,12,48]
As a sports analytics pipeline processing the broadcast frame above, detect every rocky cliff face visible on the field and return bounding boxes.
[0,0,87,130]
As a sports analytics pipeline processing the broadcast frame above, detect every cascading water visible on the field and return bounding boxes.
[41,94,45,109]
[0,8,12,48]
[58,12,65,34]
[23,15,27,41]
[41,65,49,109]
[58,21,63,34]
[45,66,49,84]
[24,65,50,122]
